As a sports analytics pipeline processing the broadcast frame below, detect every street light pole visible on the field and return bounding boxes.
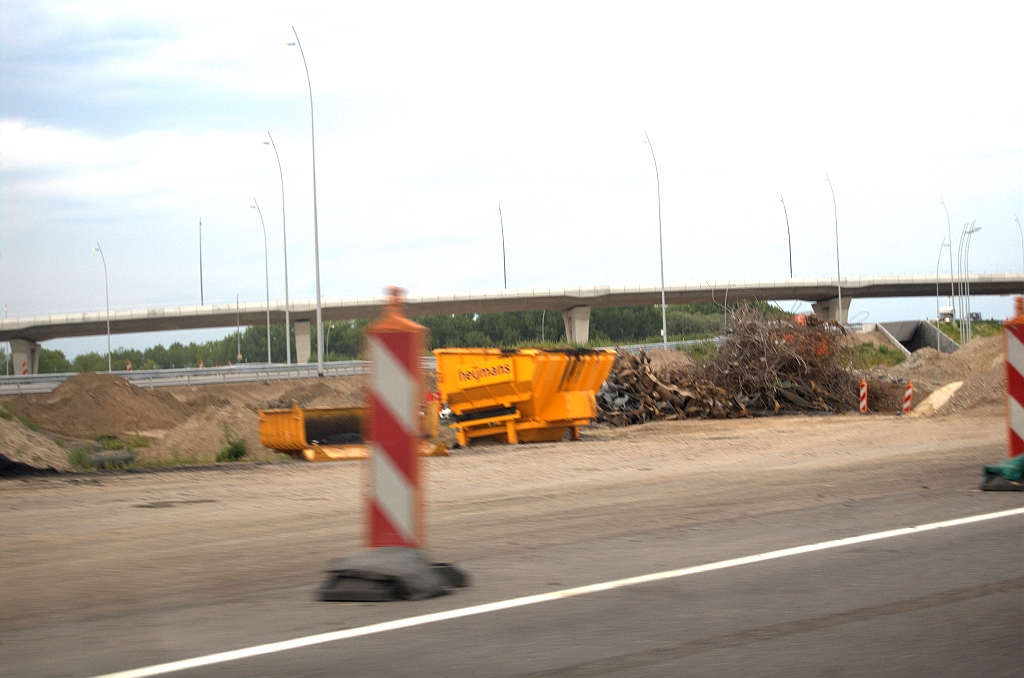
[825,173,842,324]
[498,205,507,289]
[940,198,955,307]
[199,219,204,305]
[92,243,111,372]
[263,132,291,364]
[780,195,793,277]
[644,131,668,350]
[236,294,242,362]
[1014,215,1023,296]
[935,238,949,320]
[252,199,272,364]
[289,27,324,376]
[965,223,980,343]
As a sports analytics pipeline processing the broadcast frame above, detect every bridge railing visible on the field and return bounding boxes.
[0,358,439,395]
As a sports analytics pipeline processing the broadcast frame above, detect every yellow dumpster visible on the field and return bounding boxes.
[258,400,447,462]
[434,348,616,446]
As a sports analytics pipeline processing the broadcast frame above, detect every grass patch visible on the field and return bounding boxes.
[0,404,42,431]
[216,426,247,463]
[66,446,93,471]
[935,320,1003,344]
[846,342,905,369]
[97,433,151,450]
[678,340,719,365]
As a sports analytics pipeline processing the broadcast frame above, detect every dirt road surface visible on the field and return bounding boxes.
[2,410,1021,677]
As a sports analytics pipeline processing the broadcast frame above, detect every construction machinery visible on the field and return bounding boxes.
[434,347,616,446]
[258,398,446,461]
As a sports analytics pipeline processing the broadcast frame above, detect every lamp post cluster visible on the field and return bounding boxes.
[179,29,319,372]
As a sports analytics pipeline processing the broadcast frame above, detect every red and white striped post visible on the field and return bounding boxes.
[1003,297,1024,458]
[859,379,868,414]
[902,381,914,414]
[365,287,426,547]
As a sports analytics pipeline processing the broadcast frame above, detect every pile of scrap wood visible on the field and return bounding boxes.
[597,307,859,425]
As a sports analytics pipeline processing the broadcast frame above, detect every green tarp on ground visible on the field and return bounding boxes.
[984,455,1024,482]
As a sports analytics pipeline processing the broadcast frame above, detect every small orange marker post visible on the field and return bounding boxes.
[859,379,868,414]
[902,381,914,414]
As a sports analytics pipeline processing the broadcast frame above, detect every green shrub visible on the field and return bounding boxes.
[216,427,247,463]
[66,446,93,471]
[0,406,12,421]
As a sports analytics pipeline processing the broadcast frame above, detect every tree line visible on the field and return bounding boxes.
[20,302,784,373]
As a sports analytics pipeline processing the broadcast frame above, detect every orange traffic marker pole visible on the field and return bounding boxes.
[318,287,468,602]
[1003,297,1024,458]
[902,381,914,414]
[365,287,426,548]
[859,379,868,414]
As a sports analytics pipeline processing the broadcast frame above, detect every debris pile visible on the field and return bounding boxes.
[597,308,862,425]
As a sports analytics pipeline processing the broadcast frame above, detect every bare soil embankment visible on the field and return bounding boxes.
[1,372,364,468]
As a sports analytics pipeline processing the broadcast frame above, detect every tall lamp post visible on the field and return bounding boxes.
[252,199,273,364]
[643,131,668,350]
[964,224,981,343]
[825,173,842,324]
[940,198,955,307]
[498,205,507,289]
[289,27,324,376]
[199,218,204,305]
[780,195,793,277]
[263,132,291,364]
[92,243,112,372]
[1014,215,1023,296]
[935,238,949,320]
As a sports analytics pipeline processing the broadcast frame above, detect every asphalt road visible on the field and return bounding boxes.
[14,490,1021,677]
[3,414,1022,677]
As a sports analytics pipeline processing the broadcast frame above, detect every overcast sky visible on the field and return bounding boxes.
[1,0,1022,357]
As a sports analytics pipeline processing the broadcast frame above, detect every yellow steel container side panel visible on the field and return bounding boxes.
[433,347,616,445]
[453,356,515,388]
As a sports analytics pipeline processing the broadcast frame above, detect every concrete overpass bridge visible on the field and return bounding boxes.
[3,273,1021,373]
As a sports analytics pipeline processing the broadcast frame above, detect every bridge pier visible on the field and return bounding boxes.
[562,306,591,345]
[10,339,41,375]
[294,320,311,364]
[811,296,852,324]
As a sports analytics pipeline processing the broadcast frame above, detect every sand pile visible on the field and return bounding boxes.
[0,415,70,472]
[138,376,365,464]
[646,348,696,378]
[890,335,1005,414]
[8,373,190,440]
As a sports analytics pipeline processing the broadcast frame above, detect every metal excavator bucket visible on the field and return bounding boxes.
[258,400,447,461]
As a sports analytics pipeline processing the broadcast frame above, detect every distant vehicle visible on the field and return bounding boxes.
[939,306,955,322]
[969,312,982,322]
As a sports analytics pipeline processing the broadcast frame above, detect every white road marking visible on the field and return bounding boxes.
[91,507,1024,678]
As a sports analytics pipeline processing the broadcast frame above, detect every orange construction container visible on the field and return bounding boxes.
[434,347,616,446]
[258,401,446,461]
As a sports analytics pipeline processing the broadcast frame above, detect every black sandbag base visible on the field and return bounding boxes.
[980,475,1024,492]
[317,547,469,602]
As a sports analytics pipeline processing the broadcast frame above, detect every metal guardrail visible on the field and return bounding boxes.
[0,357,439,396]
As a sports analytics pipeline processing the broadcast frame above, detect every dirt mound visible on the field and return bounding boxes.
[888,335,1005,414]
[8,373,190,440]
[646,348,696,378]
[137,375,365,465]
[892,336,1002,386]
[0,415,70,471]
